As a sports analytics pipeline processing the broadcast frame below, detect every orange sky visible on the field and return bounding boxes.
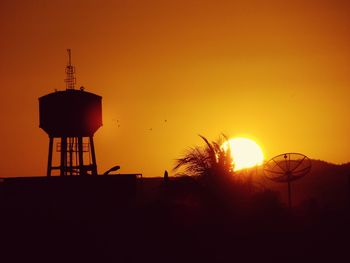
[1,0,350,177]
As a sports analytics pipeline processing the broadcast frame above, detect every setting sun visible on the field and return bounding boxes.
[222,138,264,171]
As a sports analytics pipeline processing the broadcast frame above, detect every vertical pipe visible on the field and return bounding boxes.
[287,180,292,209]
[89,136,97,175]
[78,137,84,176]
[47,137,53,177]
[69,137,73,176]
[75,137,78,175]
[60,136,67,176]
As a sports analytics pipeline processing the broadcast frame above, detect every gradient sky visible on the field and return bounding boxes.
[1,0,350,177]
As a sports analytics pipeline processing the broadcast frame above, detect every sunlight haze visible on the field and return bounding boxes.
[1,0,350,177]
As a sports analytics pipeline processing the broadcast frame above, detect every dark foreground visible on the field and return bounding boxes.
[0,175,349,262]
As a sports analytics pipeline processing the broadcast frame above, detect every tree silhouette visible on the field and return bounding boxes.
[173,134,234,179]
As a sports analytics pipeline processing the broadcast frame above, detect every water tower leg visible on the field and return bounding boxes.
[78,137,84,175]
[89,136,97,175]
[60,137,67,176]
[47,137,53,177]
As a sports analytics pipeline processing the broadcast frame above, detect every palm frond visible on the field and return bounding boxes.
[173,134,235,178]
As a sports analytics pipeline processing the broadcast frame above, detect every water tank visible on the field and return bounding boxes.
[39,89,102,137]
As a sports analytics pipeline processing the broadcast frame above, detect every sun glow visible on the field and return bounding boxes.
[222,138,264,171]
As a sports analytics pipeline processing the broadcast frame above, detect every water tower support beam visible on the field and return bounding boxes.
[60,137,67,176]
[78,137,84,175]
[47,137,53,177]
[89,136,97,175]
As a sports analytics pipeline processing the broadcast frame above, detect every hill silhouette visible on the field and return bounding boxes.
[0,161,349,262]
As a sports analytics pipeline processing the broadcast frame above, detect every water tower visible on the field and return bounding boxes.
[39,50,102,176]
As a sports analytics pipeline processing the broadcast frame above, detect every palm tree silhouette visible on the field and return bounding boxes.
[173,134,234,179]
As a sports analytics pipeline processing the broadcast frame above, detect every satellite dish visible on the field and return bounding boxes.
[263,153,311,208]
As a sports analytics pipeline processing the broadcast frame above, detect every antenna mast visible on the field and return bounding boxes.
[65,49,76,90]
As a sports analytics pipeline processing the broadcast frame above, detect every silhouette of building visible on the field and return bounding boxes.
[39,50,102,176]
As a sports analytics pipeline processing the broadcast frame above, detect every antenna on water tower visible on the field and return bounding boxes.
[65,49,76,90]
